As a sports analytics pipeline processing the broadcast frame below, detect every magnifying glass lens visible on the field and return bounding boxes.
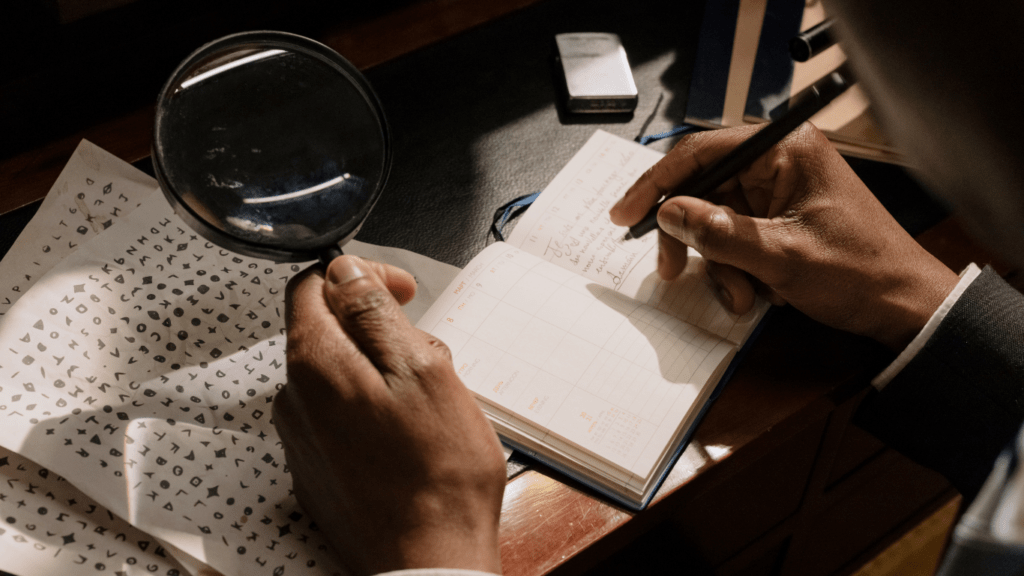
[153,33,390,263]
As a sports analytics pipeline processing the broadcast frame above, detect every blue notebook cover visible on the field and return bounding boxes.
[685,0,804,124]
[685,0,741,125]
[744,0,805,120]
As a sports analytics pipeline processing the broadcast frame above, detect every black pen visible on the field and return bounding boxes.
[624,63,854,241]
[789,18,837,62]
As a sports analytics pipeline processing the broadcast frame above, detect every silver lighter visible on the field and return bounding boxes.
[554,32,638,114]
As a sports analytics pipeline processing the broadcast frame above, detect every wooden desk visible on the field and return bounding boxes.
[1,2,1020,575]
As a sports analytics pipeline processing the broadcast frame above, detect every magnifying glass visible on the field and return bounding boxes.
[152,31,390,266]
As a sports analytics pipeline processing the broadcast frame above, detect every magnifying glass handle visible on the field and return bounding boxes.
[319,244,344,268]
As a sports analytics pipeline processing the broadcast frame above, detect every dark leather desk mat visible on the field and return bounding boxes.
[353,0,943,265]
[355,0,706,266]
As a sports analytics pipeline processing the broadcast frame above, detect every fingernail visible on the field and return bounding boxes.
[715,283,734,308]
[657,203,685,239]
[705,267,733,308]
[327,257,366,286]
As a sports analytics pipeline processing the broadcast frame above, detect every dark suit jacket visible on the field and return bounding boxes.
[854,267,1024,574]
[856,266,1024,504]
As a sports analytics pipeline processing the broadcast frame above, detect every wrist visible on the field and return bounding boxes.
[866,257,959,351]
[365,523,502,576]
[353,488,504,576]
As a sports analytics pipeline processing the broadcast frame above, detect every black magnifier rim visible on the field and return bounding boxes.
[152,30,391,263]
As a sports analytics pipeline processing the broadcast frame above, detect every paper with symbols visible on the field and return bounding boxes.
[0,142,462,576]
[0,191,343,575]
[415,130,770,509]
[0,140,157,319]
[0,449,190,576]
[0,140,191,576]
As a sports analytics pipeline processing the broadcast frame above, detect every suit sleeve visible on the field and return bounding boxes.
[855,266,1024,503]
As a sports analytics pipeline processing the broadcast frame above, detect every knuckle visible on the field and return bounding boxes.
[789,122,827,148]
[637,165,657,186]
[644,164,673,197]
[286,330,334,383]
[674,128,713,154]
[692,207,733,253]
[783,123,836,169]
[425,335,454,362]
[404,347,454,382]
[337,285,396,326]
[763,221,815,287]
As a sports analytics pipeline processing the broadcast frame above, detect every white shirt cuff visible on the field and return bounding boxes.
[871,263,983,390]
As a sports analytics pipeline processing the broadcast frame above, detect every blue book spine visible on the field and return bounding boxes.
[685,0,742,125]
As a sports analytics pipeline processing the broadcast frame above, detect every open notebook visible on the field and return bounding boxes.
[417,130,769,509]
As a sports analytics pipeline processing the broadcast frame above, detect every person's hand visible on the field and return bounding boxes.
[610,123,959,351]
[273,256,507,576]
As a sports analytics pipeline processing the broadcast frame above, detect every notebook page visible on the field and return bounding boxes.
[416,242,734,479]
[506,130,766,345]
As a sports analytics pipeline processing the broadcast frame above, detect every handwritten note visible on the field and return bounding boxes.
[507,130,767,345]
[507,132,661,293]
[413,131,771,506]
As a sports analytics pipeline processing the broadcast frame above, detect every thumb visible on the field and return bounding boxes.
[657,196,780,283]
[323,256,420,373]
[348,258,418,306]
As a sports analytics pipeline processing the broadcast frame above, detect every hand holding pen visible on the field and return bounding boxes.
[608,88,960,352]
[621,64,854,241]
